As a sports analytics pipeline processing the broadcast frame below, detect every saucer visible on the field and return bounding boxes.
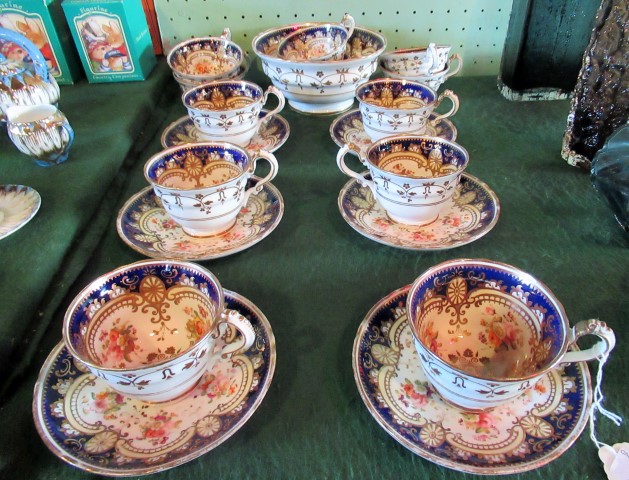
[338,172,499,250]
[0,185,41,240]
[33,289,276,476]
[329,109,457,156]
[353,285,591,475]
[161,110,290,152]
[116,179,283,260]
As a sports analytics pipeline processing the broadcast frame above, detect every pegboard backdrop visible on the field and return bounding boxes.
[154,0,514,76]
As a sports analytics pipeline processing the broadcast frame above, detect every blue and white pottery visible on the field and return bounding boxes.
[36,289,275,475]
[144,143,279,236]
[337,135,469,225]
[62,259,256,403]
[407,258,616,410]
[183,80,285,147]
[6,104,73,166]
[166,28,243,82]
[252,25,386,114]
[355,78,459,141]
[353,285,592,474]
[380,53,464,91]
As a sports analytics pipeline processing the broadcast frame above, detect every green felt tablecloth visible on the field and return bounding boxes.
[0,60,627,480]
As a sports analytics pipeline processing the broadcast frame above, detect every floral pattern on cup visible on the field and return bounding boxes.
[167,29,243,80]
[407,259,616,410]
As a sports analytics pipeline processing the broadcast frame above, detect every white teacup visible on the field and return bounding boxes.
[62,259,256,402]
[380,53,463,91]
[183,80,285,147]
[355,78,459,141]
[407,258,616,411]
[337,135,468,225]
[144,142,279,236]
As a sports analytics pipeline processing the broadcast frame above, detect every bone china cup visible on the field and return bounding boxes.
[144,142,279,237]
[62,260,256,402]
[407,258,616,411]
[183,80,285,147]
[355,78,459,141]
[337,135,468,225]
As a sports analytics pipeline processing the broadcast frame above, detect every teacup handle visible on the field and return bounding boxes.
[561,319,616,363]
[259,86,286,128]
[340,13,355,38]
[243,149,279,202]
[217,309,256,357]
[337,144,375,192]
[220,27,231,41]
[432,89,459,122]
[444,53,463,79]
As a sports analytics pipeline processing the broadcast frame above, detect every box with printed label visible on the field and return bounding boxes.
[0,0,81,85]
[62,0,156,83]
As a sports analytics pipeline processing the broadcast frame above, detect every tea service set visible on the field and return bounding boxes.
[0,14,616,477]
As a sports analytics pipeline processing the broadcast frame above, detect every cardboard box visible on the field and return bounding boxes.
[62,0,156,83]
[0,0,82,85]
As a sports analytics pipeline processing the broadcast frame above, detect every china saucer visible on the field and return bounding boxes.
[0,185,41,240]
[353,285,591,475]
[33,290,276,476]
[338,172,499,250]
[329,109,457,156]
[116,179,283,260]
[161,110,290,152]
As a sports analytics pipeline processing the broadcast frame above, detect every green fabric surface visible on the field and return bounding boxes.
[0,62,174,396]
[0,62,627,479]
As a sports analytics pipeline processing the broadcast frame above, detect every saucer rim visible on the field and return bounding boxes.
[0,184,41,240]
[32,289,277,477]
[116,178,284,260]
[337,172,501,251]
[160,110,290,152]
[352,284,593,475]
[328,108,458,154]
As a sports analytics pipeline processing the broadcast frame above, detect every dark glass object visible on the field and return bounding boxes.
[591,125,629,233]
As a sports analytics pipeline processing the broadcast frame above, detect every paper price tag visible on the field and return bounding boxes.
[599,443,629,480]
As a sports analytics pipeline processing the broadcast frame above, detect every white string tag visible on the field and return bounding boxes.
[588,351,626,480]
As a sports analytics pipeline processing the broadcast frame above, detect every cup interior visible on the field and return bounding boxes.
[367,137,468,179]
[356,80,435,109]
[65,261,223,370]
[145,144,249,190]
[409,260,568,380]
[278,24,348,61]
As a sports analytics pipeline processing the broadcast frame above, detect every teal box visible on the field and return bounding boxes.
[0,0,82,84]
[61,0,156,83]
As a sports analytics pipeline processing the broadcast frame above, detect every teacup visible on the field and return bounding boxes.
[379,43,439,75]
[144,142,279,236]
[380,53,463,91]
[167,28,243,82]
[337,135,468,225]
[407,258,616,411]
[355,78,459,141]
[183,80,285,147]
[62,259,256,402]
